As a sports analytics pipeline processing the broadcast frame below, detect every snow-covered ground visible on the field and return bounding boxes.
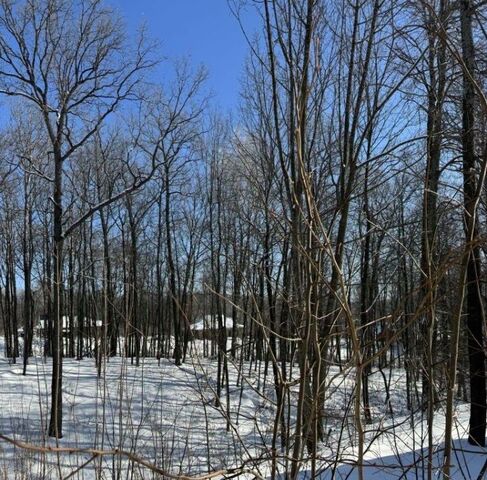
[0,337,486,479]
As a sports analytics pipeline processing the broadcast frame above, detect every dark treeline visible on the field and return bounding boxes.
[0,0,487,478]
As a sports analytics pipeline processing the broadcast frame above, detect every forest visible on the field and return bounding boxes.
[0,0,487,478]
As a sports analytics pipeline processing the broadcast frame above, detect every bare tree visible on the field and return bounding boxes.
[0,0,155,437]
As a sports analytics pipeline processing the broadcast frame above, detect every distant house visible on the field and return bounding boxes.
[35,315,100,337]
[35,314,49,337]
[191,315,243,339]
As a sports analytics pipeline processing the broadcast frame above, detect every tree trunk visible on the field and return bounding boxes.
[460,0,486,447]
[48,151,64,438]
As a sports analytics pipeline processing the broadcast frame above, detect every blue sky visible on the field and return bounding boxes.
[112,1,259,111]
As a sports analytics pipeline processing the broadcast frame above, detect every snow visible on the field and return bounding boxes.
[191,315,243,331]
[0,337,486,479]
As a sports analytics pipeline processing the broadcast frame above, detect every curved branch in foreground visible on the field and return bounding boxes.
[0,433,264,480]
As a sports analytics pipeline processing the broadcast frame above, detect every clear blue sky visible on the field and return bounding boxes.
[112,0,259,111]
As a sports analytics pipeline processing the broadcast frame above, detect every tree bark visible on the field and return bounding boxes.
[460,0,486,447]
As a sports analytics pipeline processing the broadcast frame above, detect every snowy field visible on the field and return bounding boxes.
[0,338,486,479]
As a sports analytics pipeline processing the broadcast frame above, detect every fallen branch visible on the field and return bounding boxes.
[0,433,264,480]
